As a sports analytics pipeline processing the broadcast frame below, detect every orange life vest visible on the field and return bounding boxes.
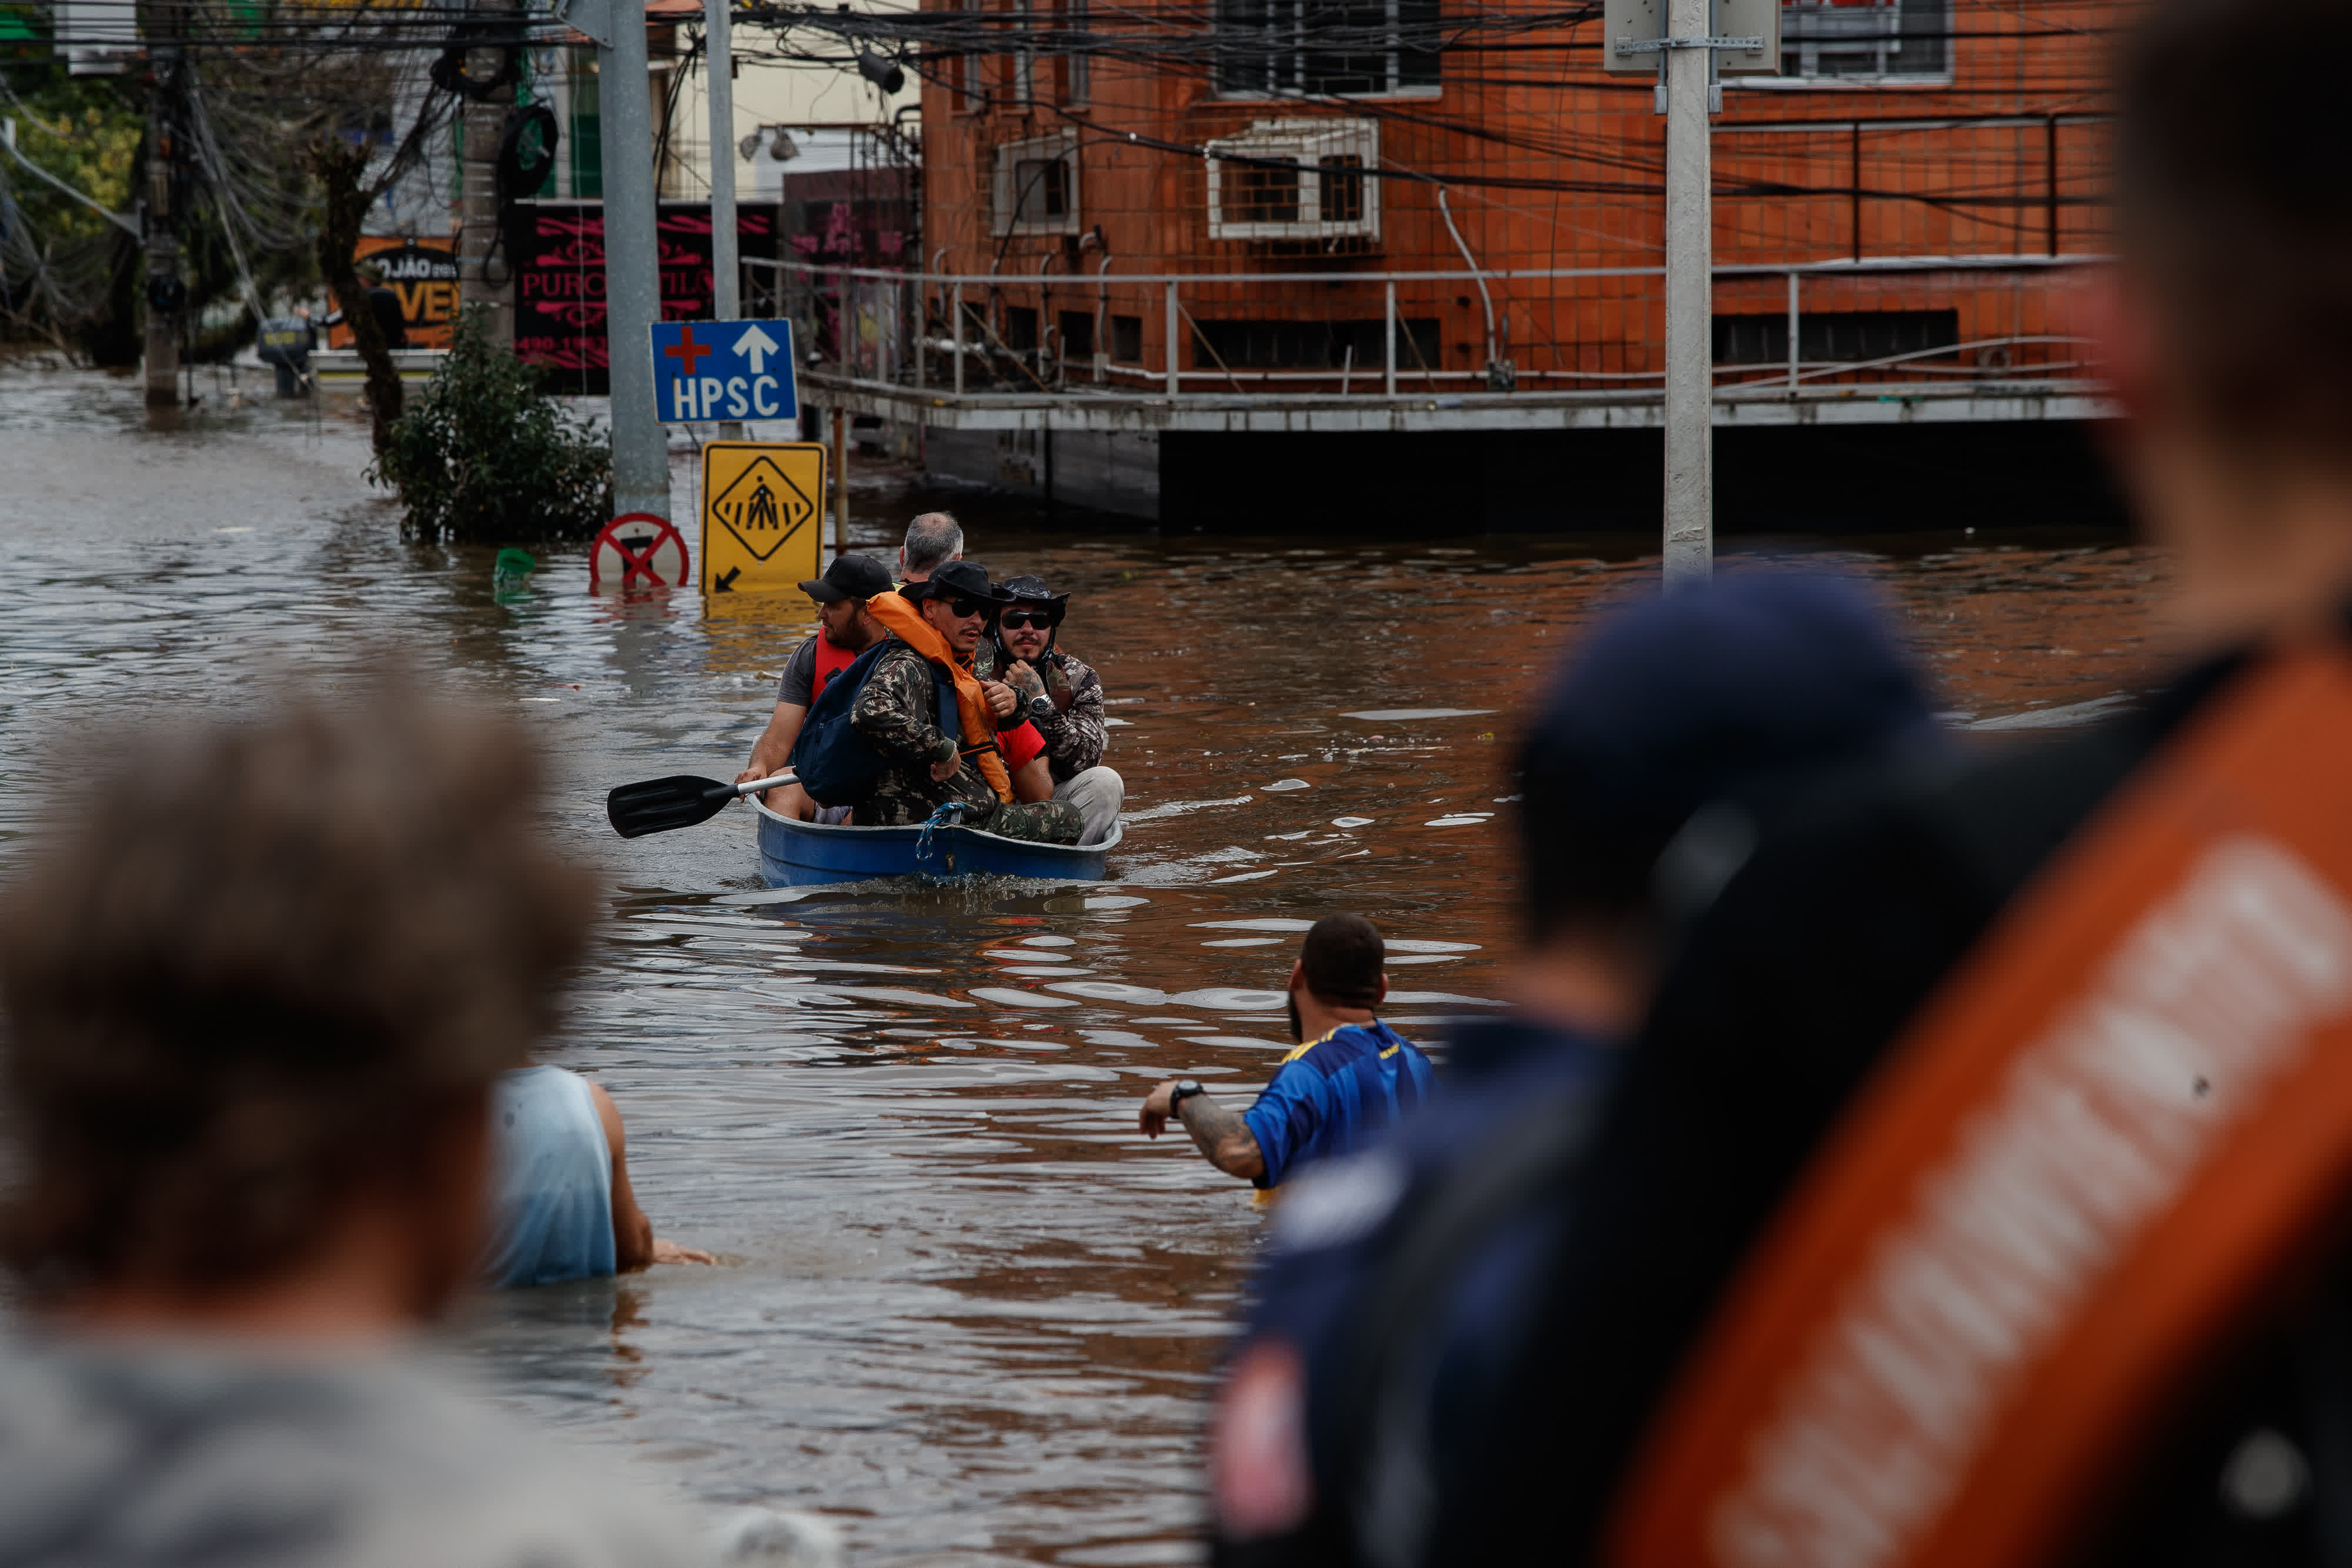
[1610,643,2352,1568]
[859,591,1014,804]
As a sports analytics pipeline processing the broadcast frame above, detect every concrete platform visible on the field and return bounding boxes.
[819,372,2124,529]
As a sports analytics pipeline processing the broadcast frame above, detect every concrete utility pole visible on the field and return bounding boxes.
[1606,0,1769,584]
[1660,0,1713,585]
[706,0,737,323]
[140,18,182,414]
[599,0,672,520]
[457,44,511,341]
[706,0,743,437]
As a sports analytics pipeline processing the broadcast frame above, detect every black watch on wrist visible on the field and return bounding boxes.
[1170,1079,1206,1107]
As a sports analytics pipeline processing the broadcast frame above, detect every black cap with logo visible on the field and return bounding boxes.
[799,553,896,603]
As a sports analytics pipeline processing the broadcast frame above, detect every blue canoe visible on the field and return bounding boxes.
[754,798,1121,886]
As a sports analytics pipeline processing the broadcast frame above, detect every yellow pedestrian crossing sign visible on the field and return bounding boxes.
[699,441,826,596]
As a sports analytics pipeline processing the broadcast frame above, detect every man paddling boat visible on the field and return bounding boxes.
[737,552,893,818]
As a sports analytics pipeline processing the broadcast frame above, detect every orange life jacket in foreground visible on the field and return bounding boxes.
[1611,644,2352,1568]
[858,591,1014,805]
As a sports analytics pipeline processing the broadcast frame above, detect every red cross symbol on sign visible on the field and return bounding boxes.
[662,324,712,377]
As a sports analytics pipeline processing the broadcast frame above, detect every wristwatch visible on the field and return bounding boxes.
[1170,1079,1207,1106]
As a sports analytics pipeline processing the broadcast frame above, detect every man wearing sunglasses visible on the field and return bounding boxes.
[977,574,1122,846]
[849,561,1085,845]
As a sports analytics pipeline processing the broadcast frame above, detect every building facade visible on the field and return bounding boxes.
[796,0,2123,527]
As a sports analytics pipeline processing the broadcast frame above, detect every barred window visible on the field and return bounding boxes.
[1779,0,1949,80]
[1213,0,1441,98]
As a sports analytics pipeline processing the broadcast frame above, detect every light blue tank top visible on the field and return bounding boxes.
[480,1066,616,1289]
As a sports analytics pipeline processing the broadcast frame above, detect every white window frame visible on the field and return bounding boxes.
[991,130,1082,236]
[1205,119,1381,243]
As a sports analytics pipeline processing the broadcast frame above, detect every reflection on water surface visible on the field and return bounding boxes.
[0,365,2162,1566]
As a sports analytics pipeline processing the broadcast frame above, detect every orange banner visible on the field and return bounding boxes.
[326,236,459,350]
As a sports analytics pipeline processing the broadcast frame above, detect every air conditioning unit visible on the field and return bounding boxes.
[1205,119,1379,243]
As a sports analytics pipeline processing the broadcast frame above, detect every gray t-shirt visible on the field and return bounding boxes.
[0,1322,709,1568]
[776,634,821,707]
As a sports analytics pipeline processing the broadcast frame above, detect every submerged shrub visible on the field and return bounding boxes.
[373,306,612,543]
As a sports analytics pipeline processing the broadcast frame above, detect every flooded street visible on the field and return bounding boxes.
[0,363,2166,1566]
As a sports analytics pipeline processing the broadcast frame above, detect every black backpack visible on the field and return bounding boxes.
[789,639,959,807]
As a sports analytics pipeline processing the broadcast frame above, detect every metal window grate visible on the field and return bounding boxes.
[1780,0,1950,80]
[1212,0,1441,98]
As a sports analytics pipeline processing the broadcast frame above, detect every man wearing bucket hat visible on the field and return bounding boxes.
[851,561,1084,845]
[977,573,1123,846]
[736,552,895,818]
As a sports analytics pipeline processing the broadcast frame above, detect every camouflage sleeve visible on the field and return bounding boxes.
[852,650,958,765]
[1038,654,1107,778]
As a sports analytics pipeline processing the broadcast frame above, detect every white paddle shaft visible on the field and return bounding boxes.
[736,773,796,797]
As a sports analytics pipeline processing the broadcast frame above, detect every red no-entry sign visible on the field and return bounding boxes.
[590,513,691,592]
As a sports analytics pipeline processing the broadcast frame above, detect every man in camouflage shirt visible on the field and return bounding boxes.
[975,573,1124,845]
[851,561,1084,844]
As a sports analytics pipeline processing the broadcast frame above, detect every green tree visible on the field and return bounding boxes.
[373,306,613,544]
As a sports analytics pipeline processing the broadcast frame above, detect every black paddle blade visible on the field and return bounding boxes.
[607,775,737,838]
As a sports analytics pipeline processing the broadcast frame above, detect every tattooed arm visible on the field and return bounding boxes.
[1139,1079,1267,1182]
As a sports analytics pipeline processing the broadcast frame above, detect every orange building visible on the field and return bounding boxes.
[794,0,2127,527]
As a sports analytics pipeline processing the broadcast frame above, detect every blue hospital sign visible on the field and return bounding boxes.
[649,319,800,424]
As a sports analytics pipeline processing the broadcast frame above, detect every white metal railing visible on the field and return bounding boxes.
[741,253,2108,401]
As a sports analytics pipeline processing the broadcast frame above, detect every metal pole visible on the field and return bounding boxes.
[706,0,741,437]
[1660,0,1714,584]
[831,406,848,555]
[2044,113,2060,257]
[1384,279,1397,397]
[1786,269,1799,393]
[952,279,964,395]
[1849,121,1863,263]
[600,6,670,520]
[1164,279,1179,397]
[706,0,737,321]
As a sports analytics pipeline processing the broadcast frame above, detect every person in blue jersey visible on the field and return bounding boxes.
[1204,572,1946,1568]
[1140,915,1435,1191]
[481,1065,716,1289]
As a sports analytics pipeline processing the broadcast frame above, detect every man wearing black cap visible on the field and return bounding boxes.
[852,560,1083,844]
[977,573,1122,845]
[736,553,896,818]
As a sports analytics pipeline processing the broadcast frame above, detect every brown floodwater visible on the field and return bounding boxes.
[0,362,2169,1566]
